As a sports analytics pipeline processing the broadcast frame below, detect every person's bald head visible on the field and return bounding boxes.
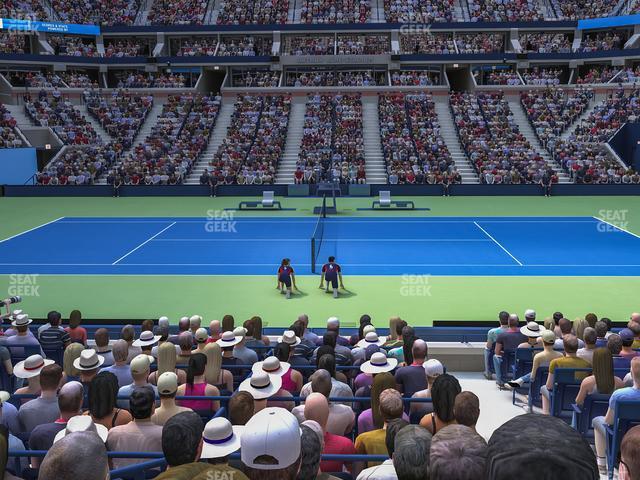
[558,318,573,335]
[58,381,83,415]
[310,369,332,398]
[508,314,519,328]
[209,320,220,335]
[631,312,640,324]
[39,431,109,480]
[412,339,428,361]
[304,393,329,431]
[178,317,190,332]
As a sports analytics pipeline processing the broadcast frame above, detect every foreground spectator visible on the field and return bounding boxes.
[487,414,597,479]
[355,418,406,479]
[420,373,461,434]
[100,339,133,388]
[155,411,207,479]
[18,364,62,435]
[453,391,480,432]
[393,424,432,479]
[430,424,487,479]
[621,425,640,479]
[152,372,192,426]
[38,431,109,480]
[198,417,246,477]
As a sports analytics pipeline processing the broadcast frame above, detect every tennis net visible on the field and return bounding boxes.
[310,195,327,274]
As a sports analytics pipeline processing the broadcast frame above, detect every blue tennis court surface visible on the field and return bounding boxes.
[0,216,639,276]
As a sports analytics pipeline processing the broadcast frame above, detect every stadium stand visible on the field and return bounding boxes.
[0,104,25,149]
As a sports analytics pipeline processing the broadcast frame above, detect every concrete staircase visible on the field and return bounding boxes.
[275,97,306,184]
[453,0,469,21]
[125,102,165,155]
[290,0,301,23]
[370,0,385,22]
[134,0,154,25]
[204,0,219,24]
[185,101,235,184]
[433,98,479,184]
[559,92,605,141]
[80,105,111,145]
[5,104,34,131]
[507,98,571,183]
[362,96,387,184]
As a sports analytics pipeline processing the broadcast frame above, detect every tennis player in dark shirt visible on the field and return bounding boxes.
[277,258,297,299]
[319,256,344,298]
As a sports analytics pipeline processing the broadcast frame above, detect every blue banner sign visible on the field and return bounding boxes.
[578,14,640,30]
[0,18,100,35]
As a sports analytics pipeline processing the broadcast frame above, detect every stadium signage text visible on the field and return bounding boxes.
[0,18,100,35]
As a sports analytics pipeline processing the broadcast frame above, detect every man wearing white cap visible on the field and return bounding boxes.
[233,327,259,366]
[117,354,159,410]
[241,407,302,480]
[239,372,283,413]
[411,359,444,417]
[5,314,44,357]
[132,330,161,357]
[151,372,192,426]
[30,381,84,468]
[197,417,248,479]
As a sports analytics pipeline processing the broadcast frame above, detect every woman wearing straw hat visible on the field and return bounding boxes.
[357,359,404,434]
[148,342,187,386]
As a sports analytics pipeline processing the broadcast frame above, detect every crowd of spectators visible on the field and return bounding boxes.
[215,0,289,25]
[379,93,460,185]
[217,36,272,56]
[0,33,30,54]
[467,0,544,22]
[231,70,280,87]
[399,32,456,55]
[384,0,454,23]
[171,37,217,57]
[84,90,153,149]
[336,34,389,55]
[50,0,140,25]
[519,32,573,53]
[520,86,593,149]
[209,95,289,185]
[482,69,522,85]
[451,91,555,184]
[575,65,619,84]
[115,72,193,89]
[551,0,617,20]
[552,88,639,183]
[104,38,151,58]
[297,94,366,184]
[148,0,209,25]
[286,69,385,87]
[455,33,504,54]
[59,72,98,89]
[0,0,47,20]
[108,94,220,185]
[37,145,121,185]
[616,65,640,84]
[7,71,65,88]
[47,35,98,57]
[520,67,564,86]
[390,70,441,86]
[299,0,371,23]
[283,35,335,55]
[0,104,25,149]
[579,30,626,52]
[25,92,100,145]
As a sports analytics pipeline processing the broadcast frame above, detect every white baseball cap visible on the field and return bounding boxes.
[130,354,154,375]
[157,372,178,395]
[327,317,340,327]
[241,407,301,470]
[195,328,209,343]
[424,359,444,377]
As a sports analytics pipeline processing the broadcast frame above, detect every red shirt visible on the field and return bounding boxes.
[320,432,356,473]
[65,326,87,344]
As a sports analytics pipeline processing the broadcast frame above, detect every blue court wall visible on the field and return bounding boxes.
[0,148,37,185]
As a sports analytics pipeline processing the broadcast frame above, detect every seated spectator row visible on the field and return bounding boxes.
[0,33,30,54]
[296,93,366,184]
[5,71,65,88]
[400,32,456,55]
[104,38,151,58]
[216,0,288,25]
[107,94,220,185]
[336,34,389,54]
[210,95,290,185]
[59,72,99,88]
[519,32,572,53]
[84,90,153,149]
[299,0,371,23]
[37,144,122,185]
[451,91,554,184]
[0,103,25,149]
[477,68,522,86]
[284,35,335,55]
[455,32,504,54]
[520,86,593,148]
[25,92,100,145]
[217,35,273,56]
[379,93,460,185]
[114,71,195,89]
[148,0,209,24]
[467,0,544,22]
[231,70,281,87]
[551,0,618,20]
[520,67,564,86]
[384,0,454,23]
[47,35,97,57]
[576,65,619,84]
[50,0,140,25]
[286,69,386,86]
[390,69,441,86]
[579,30,627,52]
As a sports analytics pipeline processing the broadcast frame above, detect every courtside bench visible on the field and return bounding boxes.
[372,191,415,210]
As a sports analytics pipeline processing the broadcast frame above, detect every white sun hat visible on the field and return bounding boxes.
[360,352,398,374]
[200,417,244,459]
[238,372,282,400]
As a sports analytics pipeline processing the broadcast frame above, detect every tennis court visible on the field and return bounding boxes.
[1,215,639,277]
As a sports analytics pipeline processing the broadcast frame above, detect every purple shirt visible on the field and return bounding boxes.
[357,408,410,434]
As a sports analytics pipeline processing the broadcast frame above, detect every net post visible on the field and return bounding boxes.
[311,238,316,274]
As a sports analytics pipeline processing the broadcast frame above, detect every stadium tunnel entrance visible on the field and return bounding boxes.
[199,68,227,94]
[446,65,473,91]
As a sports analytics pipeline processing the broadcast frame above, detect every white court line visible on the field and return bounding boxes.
[473,222,523,267]
[111,222,176,265]
[151,238,493,242]
[55,219,600,225]
[592,216,640,239]
[0,217,65,244]
[1,263,640,267]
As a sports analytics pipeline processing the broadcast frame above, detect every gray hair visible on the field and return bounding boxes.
[158,317,170,329]
[394,425,432,480]
[121,324,135,342]
[39,431,109,480]
[112,339,129,363]
[178,331,193,351]
[583,327,597,346]
[430,424,487,480]
[297,424,323,480]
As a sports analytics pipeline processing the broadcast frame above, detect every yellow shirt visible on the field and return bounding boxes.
[549,356,591,382]
[354,428,387,468]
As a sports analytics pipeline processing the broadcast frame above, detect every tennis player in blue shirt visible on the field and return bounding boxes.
[319,256,344,298]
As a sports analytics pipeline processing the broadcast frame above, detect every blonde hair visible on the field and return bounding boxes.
[573,317,589,341]
[388,317,402,341]
[157,342,177,376]
[203,342,222,385]
[543,317,554,331]
[63,343,84,377]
